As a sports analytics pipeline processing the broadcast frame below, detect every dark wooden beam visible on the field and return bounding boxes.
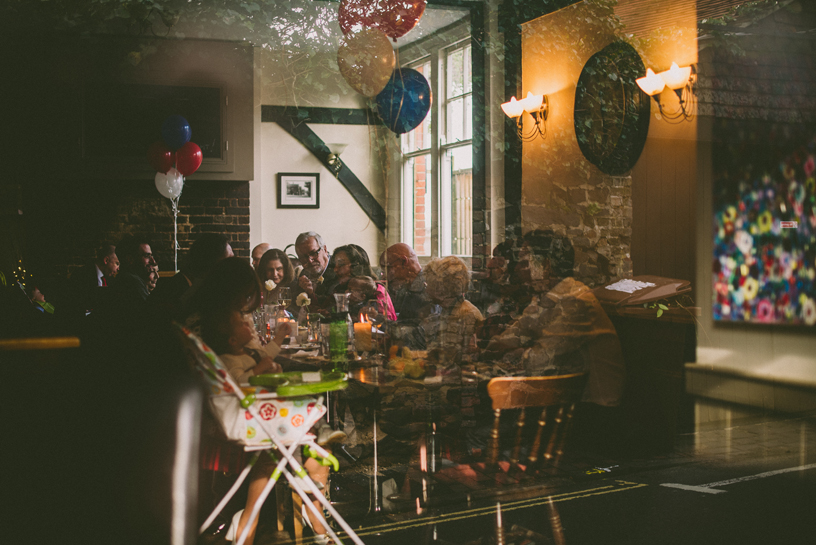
[262,106,386,232]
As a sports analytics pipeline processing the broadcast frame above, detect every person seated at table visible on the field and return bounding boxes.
[251,242,271,270]
[418,256,484,372]
[379,243,437,326]
[348,275,397,322]
[149,233,233,320]
[206,308,286,382]
[475,239,535,349]
[256,248,295,307]
[190,257,332,544]
[330,244,374,290]
[293,231,337,314]
[186,257,286,365]
[484,230,625,407]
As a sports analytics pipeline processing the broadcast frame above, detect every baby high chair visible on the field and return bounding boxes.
[177,325,364,545]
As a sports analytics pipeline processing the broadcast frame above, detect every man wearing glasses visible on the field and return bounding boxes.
[293,231,337,313]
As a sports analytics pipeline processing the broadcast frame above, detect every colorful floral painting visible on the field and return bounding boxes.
[713,121,816,326]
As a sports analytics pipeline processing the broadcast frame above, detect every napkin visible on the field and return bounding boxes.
[292,350,319,358]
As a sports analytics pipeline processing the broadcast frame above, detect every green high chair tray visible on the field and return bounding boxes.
[249,370,348,397]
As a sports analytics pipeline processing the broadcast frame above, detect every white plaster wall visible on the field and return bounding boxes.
[252,120,385,258]
[250,47,388,259]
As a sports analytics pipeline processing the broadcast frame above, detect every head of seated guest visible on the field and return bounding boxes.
[379,243,421,292]
[419,256,484,368]
[96,244,120,284]
[26,284,55,315]
[256,248,295,305]
[149,233,233,319]
[347,275,397,322]
[251,242,272,270]
[331,244,374,292]
[513,229,575,292]
[112,235,156,302]
[147,266,159,293]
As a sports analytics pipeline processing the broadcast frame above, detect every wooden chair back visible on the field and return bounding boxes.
[486,373,587,468]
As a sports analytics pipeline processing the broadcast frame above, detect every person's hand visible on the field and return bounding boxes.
[298,275,315,297]
[272,321,289,347]
[253,356,282,375]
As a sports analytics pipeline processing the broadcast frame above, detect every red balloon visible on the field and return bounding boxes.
[338,0,377,35]
[339,0,426,40]
[147,141,175,174]
[176,142,202,176]
[375,0,426,40]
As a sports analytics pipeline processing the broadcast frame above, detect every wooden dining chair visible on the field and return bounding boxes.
[486,372,587,471]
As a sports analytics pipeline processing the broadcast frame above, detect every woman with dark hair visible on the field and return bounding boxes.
[331,244,375,290]
[332,244,396,321]
[256,248,295,306]
[185,257,284,378]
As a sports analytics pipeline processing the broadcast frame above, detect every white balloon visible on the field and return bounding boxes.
[155,167,184,199]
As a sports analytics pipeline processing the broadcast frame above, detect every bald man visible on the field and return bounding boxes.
[252,242,272,269]
[379,243,434,326]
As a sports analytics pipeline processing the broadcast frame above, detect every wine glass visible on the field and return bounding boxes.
[363,300,386,328]
[362,300,386,358]
[277,286,291,309]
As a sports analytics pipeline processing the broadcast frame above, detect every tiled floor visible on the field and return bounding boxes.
[237,406,816,545]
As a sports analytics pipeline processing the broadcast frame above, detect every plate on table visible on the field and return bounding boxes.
[249,370,347,396]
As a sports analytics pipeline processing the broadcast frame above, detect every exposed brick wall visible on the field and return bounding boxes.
[524,174,632,288]
[21,178,249,281]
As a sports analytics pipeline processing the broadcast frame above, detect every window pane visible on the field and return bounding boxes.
[447,97,464,143]
[464,44,472,94]
[401,61,432,154]
[464,94,472,140]
[403,154,432,256]
[447,47,464,98]
[442,145,473,256]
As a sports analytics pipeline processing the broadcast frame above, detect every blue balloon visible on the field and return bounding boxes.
[375,68,432,135]
[161,115,192,150]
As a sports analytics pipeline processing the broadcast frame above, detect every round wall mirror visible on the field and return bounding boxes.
[574,41,650,175]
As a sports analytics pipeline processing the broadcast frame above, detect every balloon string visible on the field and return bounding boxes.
[394,64,404,133]
[173,185,182,272]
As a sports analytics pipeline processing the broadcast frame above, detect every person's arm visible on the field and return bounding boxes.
[250,356,282,376]
[220,353,258,383]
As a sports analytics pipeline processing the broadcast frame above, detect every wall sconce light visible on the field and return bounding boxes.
[501,91,548,141]
[325,143,348,174]
[636,62,696,123]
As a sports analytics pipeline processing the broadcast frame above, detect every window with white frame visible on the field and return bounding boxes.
[401,38,472,259]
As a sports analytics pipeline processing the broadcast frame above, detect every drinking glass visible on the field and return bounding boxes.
[362,300,386,356]
[277,287,291,309]
[306,313,322,344]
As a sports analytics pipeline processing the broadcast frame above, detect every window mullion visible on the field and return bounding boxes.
[430,48,442,259]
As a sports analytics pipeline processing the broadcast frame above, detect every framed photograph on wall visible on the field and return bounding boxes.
[277,173,320,209]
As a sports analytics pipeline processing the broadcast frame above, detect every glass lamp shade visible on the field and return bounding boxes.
[501,96,525,118]
[659,63,692,90]
[636,68,666,96]
[520,91,544,113]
